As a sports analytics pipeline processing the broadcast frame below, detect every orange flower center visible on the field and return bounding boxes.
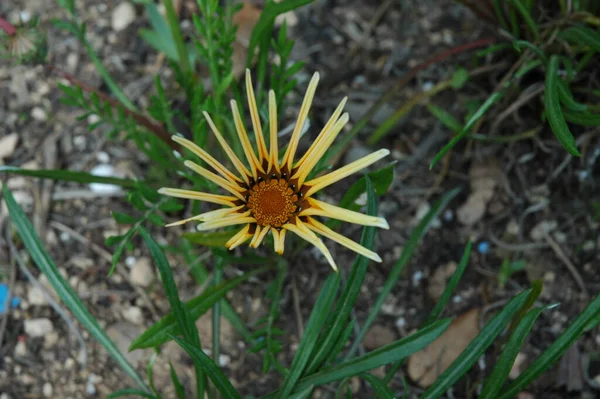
[247,178,298,227]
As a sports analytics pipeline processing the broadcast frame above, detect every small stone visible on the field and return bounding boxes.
[44,331,59,349]
[27,285,47,306]
[130,257,154,288]
[14,340,27,357]
[0,133,18,161]
[219,354,231,367]
[363,325,396,350]
[24,318,53,338]
[122,306,144,325]
[112,2,136,32]
[31,107,47,121]
[42,382,53,397]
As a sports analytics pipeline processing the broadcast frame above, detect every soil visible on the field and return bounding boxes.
[1,0,599,398]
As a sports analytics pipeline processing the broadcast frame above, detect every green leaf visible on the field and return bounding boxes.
[498,293,600,399]
[305,178,379,373]
[479,305,550,399]
[169,363,187,399]
[140,3,177,60]
[424,240,472,325]
[345,187,461,360]
[110,228,136,275]
[430,91,504,169]
[545,55,581,156]
[2,187,149,392]
[450,68,469,89]
[563,109,600,126]
[112,211,138,225]
[105,389,157,399]
[560,25,600,52]
[557,80,588,112]
[0,166,137,188]
[426,104,462,133]
[169,335,241,399]
[509,0,539,40]
[279,273,341,398]
[361,373,395,399]
[294,319,451,393]
[421,289,532,398]
[129,267,268,349]
[183,230,237,247]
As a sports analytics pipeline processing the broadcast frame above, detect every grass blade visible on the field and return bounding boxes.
[509,0,539,40]
[479,305,550,399]
[545,55,581,156]
[0,166,137,188]
[296,319,451,392]
[170,363,187,399]
[130,266,268,349]
[424,240,472,326]
[278,273,341,398]
[430,92,504,169]
[498,293,600,399]
[560,25,600,52]
[2,187,149,391]
[169,335,241,399]
[361,373,395,399]
[304,177,378,373]
[344,187,461,360]
[426,104,462,133]
[421,289,532,398]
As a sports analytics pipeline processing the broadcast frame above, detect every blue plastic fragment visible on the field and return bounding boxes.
[478,241,490,254]
[0,283,20,314]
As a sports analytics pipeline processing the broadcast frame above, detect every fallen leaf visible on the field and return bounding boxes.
[231,1,261,79]
[457,161,502,226]
[0,133,19,162]
[427,261,457,301]
[408,308,481,387]
[363,324,397,350]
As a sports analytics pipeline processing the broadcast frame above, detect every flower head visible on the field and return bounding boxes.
[159,70,389,271]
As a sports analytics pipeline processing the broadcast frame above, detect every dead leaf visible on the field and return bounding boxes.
[0,132,19,162]
[457,161,502,226]
[427,261,457,301]
[408,308,481,387]
[231,1,261,79]
[363,324,397,350]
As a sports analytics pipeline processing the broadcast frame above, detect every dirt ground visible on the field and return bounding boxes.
[1,0,599,398]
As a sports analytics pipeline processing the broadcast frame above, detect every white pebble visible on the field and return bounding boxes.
[24,318,53,338]
[42,382,53,397]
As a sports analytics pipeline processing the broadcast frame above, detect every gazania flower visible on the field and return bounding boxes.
[159,70,389,271]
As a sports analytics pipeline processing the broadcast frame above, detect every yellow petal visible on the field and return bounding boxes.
[158,188,237,207]
[226,225,253,250]
[245,69,269,161]
[306,217,382,262]
[268,90,280,173]
[292,112,349,187]
[250,225,270,248]
[302,198,389,229]
[165,205,244,227]
[283,218,337,271]
[203,111,251,183]
[272,228,286,254]
[294,96,347,168]
[171,135,242,184]
[281,72,320,171]
[304,149,390,197]
[196,212,255,231]
[231,99,264,178]
[184,160,246,201]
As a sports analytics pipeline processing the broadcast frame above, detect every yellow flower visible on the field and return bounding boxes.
[159,70,389,271]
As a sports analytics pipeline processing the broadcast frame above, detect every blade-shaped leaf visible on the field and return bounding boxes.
[2,187,148,391]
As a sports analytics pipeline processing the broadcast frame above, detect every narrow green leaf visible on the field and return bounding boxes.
[305,177,378,373]
[345,187,461,360]
[557,80,588,112]
[430,92,504,169]
[480,306,550,399]
[450,68,469,89]
[279,273,341,398]
[110,228,136,275]
[112,211,138,225]
[426,104,462,133]
[169,335,241,399]
[2,187,149,392]
[129,267,268,349]
[560,25,600,52]
[361,373,395,399]
[498,293,600,399]
[563,109,600,126]
[545,55,581,156]
[509,0,539,40]
[183,230,237,247]
[170,363,187,399]
[0,166,137,188]
[296,319,451,393]
[421,290,532,398]
[424,240,472,325]
[105,389,157,399]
